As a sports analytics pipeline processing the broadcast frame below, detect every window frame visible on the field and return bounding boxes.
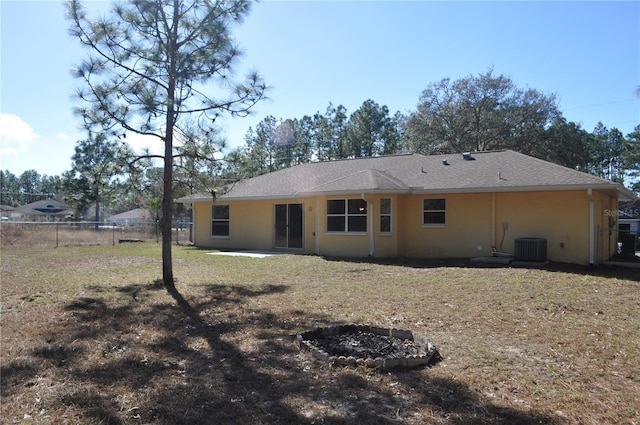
[326,198,368,234]
[422,198,446,227]
[379,197,392,234]
[211,203,230,238]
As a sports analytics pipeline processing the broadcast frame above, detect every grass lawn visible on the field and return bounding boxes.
[1,244,639,424]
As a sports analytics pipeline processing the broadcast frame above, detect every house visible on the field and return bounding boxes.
[108,208,154,226]
[177,150,636,266]
[619,200,640,234]
[14,199,74,221]
[618,199,640,255]
[0,205,17,220]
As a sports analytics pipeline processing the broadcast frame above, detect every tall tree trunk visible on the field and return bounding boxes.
[94,184,99,229]
[162,130,174,291]
[162,1,178,293]
[162,98,176,291]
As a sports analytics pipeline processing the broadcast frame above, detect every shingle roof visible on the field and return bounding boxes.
[108,208,153,221]
[619,199,640,220]
[178,150,635,202]
[14,199,74,216]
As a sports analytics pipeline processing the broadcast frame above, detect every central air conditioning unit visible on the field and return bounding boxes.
[514,237,547,261]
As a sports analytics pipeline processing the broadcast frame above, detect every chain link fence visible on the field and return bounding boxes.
[0,221,191,248]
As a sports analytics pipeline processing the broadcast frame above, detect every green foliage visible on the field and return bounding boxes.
[621,125,640,194]
[225,100,403,177]
[403,69,559,155]
[0,170,66,206]
[67,0,266,140]
[67,0,267,286]
[536,117,590,170]
[63,133,132,221]
[585,123,632,184]
[344,99,401,157]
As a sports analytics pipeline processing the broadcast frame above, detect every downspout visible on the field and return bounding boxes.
[491,192,496,251]
[315,198,320,255]
[588,188,594,265]
[361,193,374,257]
[189,202,195,245]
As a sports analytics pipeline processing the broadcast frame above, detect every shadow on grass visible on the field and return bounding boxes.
[2,281,564,425]
[322,255,640,281]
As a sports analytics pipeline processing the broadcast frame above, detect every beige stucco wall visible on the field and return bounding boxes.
[192,200,274,250]
[311,194,400,258]
[313,195,375,257]
[397,192,494,259]
[592,190,618,263]
[394,189,615,265]
[192,199,317,252]
[494,191,589,264]
[188,188,618,265]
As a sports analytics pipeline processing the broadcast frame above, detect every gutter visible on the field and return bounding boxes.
[315,197,320,255]
[491,192,496,250]
[588,188,595,265]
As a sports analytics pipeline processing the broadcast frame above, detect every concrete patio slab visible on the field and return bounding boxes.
[207,250,282,258]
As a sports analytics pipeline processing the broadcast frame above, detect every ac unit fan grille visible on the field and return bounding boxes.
[514,238,547,261]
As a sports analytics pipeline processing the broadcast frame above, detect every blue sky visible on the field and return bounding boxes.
[1,0,639,177]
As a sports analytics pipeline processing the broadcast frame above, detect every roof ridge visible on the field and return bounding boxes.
[503,150,618,184]
[367,168,409,189]
[177,149,635,202]
[310,152,419,166]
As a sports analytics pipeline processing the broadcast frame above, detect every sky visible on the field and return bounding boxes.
[1,0,639,177]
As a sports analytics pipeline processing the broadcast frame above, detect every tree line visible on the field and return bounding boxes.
[2,70,639,217]
[223,70,639,191]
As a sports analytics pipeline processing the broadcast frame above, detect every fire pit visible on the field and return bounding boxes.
[298,324,440,370]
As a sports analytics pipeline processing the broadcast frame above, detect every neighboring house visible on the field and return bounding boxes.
[14,199,74,221]
[0,205,17,220]
[619,200,640,235]
[177,150,636,266]
[108,208,154,226]
[618,200,640,255]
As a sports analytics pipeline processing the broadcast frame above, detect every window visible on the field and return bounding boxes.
[326,199,367,233]
[380,198,391,233]
[211,204,229,237]
[423,198,446,226]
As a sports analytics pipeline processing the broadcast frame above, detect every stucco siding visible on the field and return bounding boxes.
[371,194,399,258]
[193,199,318,252]
[314,195,373,257]
[397,193,493,258]
[188,189,618,264]
[592,190,618,263]
[192,201,216,248]
[229,200,273,250]
[495,191,589,264]
[192,200,272,250]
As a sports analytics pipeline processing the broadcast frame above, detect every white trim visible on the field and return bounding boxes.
[379,197,392,235]
[325,198,368,234]
[588,188,595,265]
[422,198,447,227]
[180,183,635,204]
[491,192,496,250]
[315,198,320,255]
[361,193,374,256]
[324,231,368,236]
[211,204,230,238]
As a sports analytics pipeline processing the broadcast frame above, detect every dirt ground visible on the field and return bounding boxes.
[1,244,639,424]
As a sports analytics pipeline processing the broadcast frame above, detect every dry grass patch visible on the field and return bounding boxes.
[1,244,639,424]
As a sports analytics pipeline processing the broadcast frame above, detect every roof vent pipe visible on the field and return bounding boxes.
[442,160,449,165]
[462,152,475,160]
